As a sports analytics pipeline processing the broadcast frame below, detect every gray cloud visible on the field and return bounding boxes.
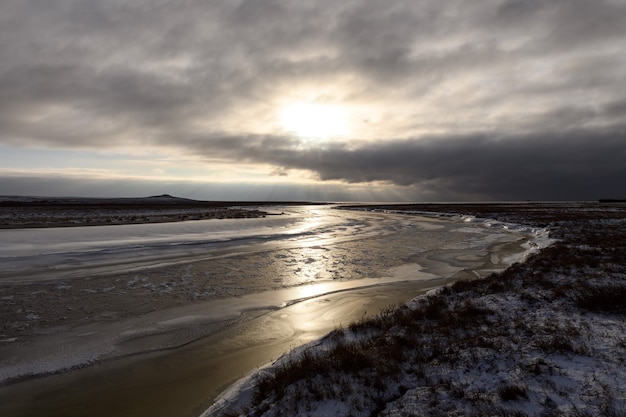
[1,0,625,200]
[178,128,626,201]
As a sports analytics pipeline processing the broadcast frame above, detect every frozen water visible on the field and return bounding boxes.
[0,205,542,390]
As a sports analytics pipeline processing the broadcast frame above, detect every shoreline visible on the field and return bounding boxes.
[0,196,332,229]
[0,205,271,230]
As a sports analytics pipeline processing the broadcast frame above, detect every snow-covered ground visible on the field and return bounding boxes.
[208,203,626,417]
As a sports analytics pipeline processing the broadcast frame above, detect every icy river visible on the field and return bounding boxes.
[0,205,543,417]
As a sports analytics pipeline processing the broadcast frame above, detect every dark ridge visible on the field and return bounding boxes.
[599,199,626,203]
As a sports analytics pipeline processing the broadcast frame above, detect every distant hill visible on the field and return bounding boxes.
[0,194,202,204]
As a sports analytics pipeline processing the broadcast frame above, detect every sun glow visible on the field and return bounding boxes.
[280,102,348,139]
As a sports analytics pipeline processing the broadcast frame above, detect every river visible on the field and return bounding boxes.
[0,205,539,417]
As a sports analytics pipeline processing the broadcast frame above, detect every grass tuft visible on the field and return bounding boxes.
[573,283,626,314]
[498,384,529,401]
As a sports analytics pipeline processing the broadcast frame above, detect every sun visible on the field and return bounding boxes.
[279,102,348,139]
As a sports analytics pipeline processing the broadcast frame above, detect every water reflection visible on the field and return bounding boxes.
[293,281,336,301]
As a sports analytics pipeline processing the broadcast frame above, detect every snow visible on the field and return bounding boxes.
[208,206,626,417]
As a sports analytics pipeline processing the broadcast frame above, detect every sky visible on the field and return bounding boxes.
[1,0,625,202]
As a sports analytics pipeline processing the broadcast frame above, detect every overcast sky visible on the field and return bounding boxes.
[1,0,625,201]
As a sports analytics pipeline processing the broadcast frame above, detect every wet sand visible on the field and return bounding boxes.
[0,207,536,417]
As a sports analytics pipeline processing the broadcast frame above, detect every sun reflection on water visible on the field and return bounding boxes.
[295,281,334,300]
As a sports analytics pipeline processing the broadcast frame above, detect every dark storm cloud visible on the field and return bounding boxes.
[186,129,626,201]
[1,0,625,200]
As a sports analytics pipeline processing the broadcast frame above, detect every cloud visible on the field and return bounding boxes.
[1,0,625,200]
[176,128,626,201]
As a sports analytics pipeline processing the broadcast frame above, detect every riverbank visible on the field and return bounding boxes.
[0,195,275,228]
[210,202,626,417]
